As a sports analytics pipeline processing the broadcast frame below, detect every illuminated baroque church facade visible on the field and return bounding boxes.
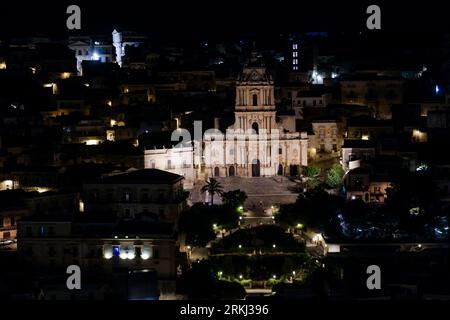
[145,65,308,186]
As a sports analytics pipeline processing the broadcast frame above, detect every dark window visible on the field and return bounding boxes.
[48,247,56,257]
[107,190,113,201]
[252,94,258,106]
[48,226,55,236]
[252,122,259,135]
[26,226,32,236]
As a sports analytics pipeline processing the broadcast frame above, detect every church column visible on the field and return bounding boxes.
[260,88,264,107]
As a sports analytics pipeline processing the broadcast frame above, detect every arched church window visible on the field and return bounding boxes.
[252,122,259,135]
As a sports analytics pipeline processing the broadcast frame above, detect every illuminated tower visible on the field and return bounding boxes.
[112,29,124,67]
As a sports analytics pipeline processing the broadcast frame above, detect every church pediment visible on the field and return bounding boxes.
[239,67,271,83]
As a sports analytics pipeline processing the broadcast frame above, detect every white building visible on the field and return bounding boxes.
[204,65,308,178]
[68,36,114,74]
[145,144,198,189]
[144,65,309,186]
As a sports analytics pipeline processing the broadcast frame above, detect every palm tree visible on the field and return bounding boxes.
[201,178,224,205]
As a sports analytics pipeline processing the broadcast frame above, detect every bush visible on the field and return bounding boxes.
[325,164,345,188]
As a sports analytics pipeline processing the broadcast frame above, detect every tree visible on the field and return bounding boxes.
[277,188,345,235]
[303,166,321,178]
[306,178,320,190]
[201,178,224,205]
[325,164,345,188]
[302,166,321,190]
[221,190,247,208]
[178,203,216,246]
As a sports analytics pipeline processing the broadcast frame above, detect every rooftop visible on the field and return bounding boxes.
[342,139,377,149]
[89,169,184,185]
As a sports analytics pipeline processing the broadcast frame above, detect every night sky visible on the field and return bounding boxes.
[2,0,450,39]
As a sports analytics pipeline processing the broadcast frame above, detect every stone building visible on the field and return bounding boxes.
[340,75,405,119]
[308,119,345,161]
[145,65,309,182]
[17,215,177,298]
[82,169,186,223]
[204,65,308,178]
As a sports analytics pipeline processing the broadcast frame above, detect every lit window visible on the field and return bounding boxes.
[293,52,298,58]
[293,44,298,50]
